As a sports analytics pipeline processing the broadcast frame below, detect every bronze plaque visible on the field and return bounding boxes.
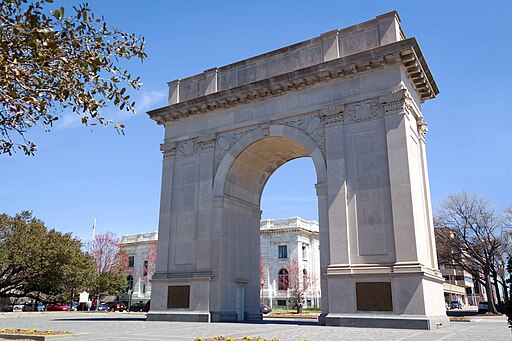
[356,282,393,311]
[167,285,190,308]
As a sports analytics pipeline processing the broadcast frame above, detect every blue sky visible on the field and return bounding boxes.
[1,1,511,242]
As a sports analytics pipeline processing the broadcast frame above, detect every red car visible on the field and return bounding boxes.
[46,304,70,311]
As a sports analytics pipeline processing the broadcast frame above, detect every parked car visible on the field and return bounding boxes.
[106,302,126,312]
[22,302,45,312]
[92,302,109,312]
[260,304,272,314]
[46,304,70,311]
[478,301,489,314]
[128,302,145,312]
[12,304,24,312]
[144,300,150,312]
[449,300,462,309]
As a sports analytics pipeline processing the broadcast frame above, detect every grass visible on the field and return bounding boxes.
[270,307,321,312]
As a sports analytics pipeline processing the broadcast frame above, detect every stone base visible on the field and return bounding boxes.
[245,310,263,321]
[210,311,237,322]
[323,313,450,330]
[146,311,210,322]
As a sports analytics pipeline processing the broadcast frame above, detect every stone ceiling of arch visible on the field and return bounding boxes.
[225,137,309,206]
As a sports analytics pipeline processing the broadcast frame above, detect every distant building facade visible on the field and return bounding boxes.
[120,232,158,303]
[260,217,321,308]
[438,264,479,305]
[434,227,487,306]
[127,218,321,308]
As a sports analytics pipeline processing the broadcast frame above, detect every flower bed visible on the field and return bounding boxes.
[0,329,71,335]
[195,337,281,341]
[0,328,74,340]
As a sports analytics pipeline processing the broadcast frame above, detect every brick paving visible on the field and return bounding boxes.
[0,312,509,341]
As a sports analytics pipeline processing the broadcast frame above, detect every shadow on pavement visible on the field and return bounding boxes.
[253,318,320,326]
[446,310,479,317]
[53,317,146,322]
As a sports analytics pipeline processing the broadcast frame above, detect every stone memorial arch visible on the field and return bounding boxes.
[147,11,448,329]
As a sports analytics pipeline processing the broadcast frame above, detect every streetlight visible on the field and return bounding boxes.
[261,279,265,305]
[128,289,133,311]
[449,231,455,304]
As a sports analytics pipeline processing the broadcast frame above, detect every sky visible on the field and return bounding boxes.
[1,0,511,243]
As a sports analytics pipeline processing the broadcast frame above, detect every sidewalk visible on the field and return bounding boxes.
[0,312,509,341]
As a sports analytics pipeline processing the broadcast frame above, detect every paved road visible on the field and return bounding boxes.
[0,312,509,341]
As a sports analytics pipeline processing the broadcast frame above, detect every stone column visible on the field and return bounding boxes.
[155,142,176,276]
[382,89,420,264]
[196,134,216,271]
[321,105,349,267]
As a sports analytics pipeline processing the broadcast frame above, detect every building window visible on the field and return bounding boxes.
[303,269,308,288]
[277,299,287,307]
[142,283,146,294]
[278,268,289,290]
[128,256,135,268]
[278,245,287,259]
[302,245,307,259]
[143,260,148,277]
[126,275,134,291]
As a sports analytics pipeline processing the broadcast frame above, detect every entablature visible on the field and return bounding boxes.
[149,38,438,125]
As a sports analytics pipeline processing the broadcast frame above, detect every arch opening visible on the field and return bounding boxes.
[224,136,311,206]
[214,134,323,320]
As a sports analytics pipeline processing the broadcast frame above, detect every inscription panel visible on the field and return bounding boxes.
[356,282,393,311]
[167,285,190,308]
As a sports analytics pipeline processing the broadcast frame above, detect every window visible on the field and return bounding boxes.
[277,299,287,307]
[143,260,148,277]
[126,275,134,291]
[278,245,287,259]
[302,245,307,259]
[278,268,289,290]
[303,269,308,288]
[128,256,135,268]
[142,283,146,294]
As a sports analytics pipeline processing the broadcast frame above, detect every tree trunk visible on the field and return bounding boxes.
[485,272,498,313]
[500,278,509,303]
[493,276,502,308]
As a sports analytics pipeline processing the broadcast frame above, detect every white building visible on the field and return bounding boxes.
[123,217,321,308]
[260,217,321,308]
[120,232,158,303]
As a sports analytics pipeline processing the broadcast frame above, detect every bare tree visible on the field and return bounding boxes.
[435,193,504,314]
[87,232,128,300]
[278,260,317,313]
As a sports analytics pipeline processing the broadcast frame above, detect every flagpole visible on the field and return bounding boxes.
[92,217,96,242]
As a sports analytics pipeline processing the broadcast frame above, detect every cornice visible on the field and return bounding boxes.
[148,38,438,125]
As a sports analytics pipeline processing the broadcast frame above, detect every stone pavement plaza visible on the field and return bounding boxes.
[0,312,509,341]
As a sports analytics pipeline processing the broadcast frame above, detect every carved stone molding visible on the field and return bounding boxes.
[213,110,329,176]
[345,100,380,123]
[379,88,409,116]
[214,126,260,172]
[164,134,217,160]
[160,142,176,159]
[417,117,428,138]
[321,104,344,128]
[274,112,326,153]
[178,140,199,157]
[198,133,216,152]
